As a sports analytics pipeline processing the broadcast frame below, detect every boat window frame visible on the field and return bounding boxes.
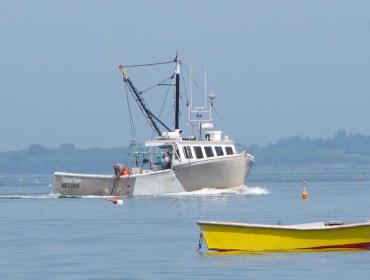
[225,146,234,155]
[183,146,193,159]
[204,146,214,158]
[193,146,204,159]
[215,146,224,156]
[174,148,181,160]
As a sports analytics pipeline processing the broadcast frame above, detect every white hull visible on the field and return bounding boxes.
[53,169,185,196]
[53,153,254,196]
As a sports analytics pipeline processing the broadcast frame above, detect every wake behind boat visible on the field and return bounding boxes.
[53,55,255,196]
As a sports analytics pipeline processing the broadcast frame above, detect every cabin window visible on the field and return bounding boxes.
[204,146,214,157]
[175,148,180,159]
[193,146,204,159]
[215,146,224,156]
[183,146,193,159]
[225,146,234,155]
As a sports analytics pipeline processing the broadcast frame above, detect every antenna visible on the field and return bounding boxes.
[187,63,214,139]
[208,93,216,121]
[204,64,207,108]
[189,64,192,125]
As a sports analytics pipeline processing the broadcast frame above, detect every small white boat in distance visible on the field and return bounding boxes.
[53,55,255,196]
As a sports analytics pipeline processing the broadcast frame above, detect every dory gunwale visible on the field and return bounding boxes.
[197,220,370,231]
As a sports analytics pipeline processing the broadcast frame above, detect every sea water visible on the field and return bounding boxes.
[0,172,370,279]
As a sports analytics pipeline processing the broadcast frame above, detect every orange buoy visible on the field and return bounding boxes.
[302,181,308,200]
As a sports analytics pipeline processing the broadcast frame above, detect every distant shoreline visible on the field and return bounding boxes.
[1,130,370,175]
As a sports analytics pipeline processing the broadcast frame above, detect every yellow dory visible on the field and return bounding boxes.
[198,220,370,252]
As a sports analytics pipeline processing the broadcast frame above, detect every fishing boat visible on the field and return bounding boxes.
[53,55,255,196]
[198,220,370,252]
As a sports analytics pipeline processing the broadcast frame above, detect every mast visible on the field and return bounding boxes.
[175,55,180,130]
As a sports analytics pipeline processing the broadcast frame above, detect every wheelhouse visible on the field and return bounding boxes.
[177,143,236,161]
[144,129,239,165]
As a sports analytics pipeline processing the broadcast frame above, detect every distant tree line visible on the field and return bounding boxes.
[247,130,370,167]
[0,143,128,175]
[1,130,370,174]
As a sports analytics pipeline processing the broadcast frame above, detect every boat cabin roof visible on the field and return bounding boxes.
[145,129,233,147]
[145,139,234,147]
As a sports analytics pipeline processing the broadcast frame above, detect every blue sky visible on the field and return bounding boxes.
[1,0,370,151]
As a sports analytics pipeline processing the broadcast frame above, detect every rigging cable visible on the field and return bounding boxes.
[158,72,175,119]
[124,60,174,68]
[180,64,189,104]
[181,63,203,93]
[211,104,225,123]
[124,83,139,141]
[150,68,175,139]
[125,79,161,134]
[124,82,143,160]
[140,75,174,94]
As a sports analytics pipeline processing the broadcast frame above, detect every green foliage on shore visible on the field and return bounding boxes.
[1,130,370,174]
[247,130,370,168]
[0,144,128,174]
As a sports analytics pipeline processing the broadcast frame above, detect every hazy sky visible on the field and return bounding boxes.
[1,0,370,152]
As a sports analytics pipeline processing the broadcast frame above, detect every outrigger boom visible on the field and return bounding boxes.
[119,64,172,136]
